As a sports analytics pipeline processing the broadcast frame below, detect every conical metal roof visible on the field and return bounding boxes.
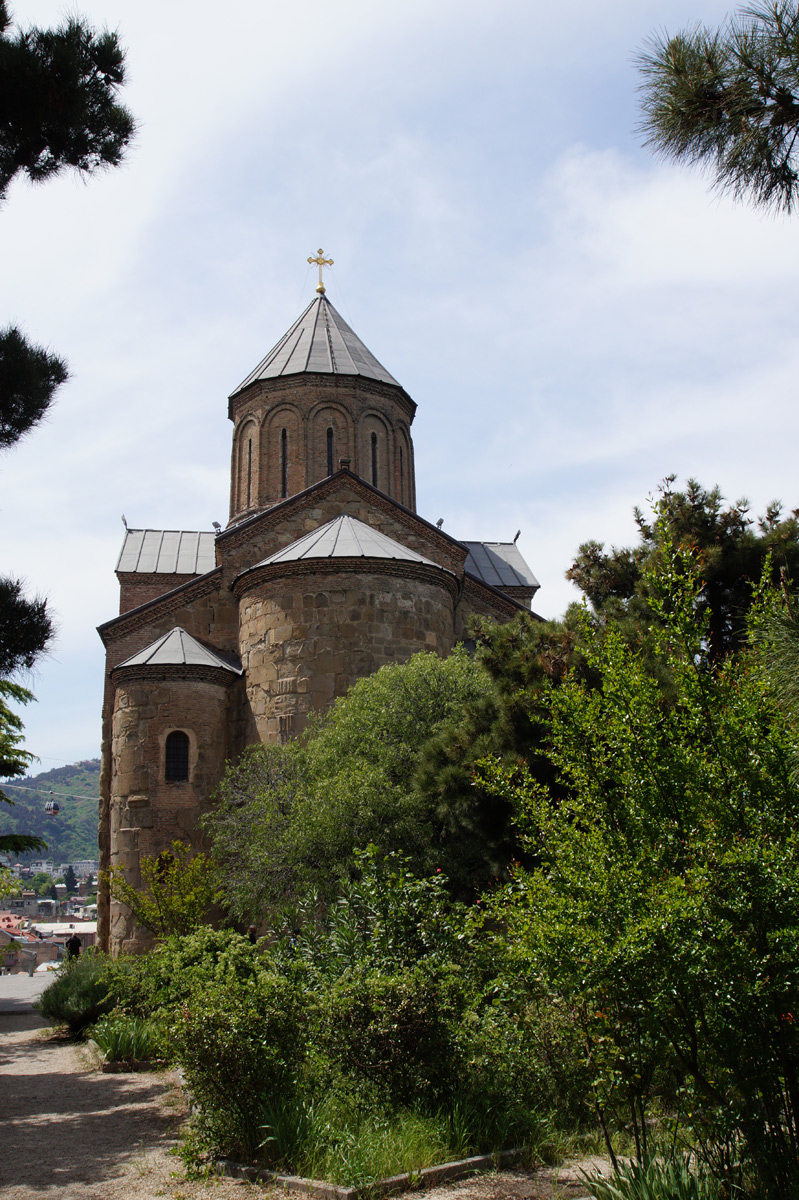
[250,515,447,571]
[117,627,242,673]
[230,295,401,397]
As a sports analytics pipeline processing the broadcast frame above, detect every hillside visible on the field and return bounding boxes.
[0,760,100,863]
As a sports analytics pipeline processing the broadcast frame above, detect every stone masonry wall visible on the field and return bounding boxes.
[108,672,238,954]
[236,562,458,744]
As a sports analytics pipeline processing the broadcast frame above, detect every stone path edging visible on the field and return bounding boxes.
[215,1148,592,1199]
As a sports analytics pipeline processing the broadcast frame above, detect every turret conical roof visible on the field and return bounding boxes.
[230,295,400,398]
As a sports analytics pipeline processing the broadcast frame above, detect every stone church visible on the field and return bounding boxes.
[97,272,540,953]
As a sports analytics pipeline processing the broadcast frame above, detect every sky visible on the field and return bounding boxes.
[3,0,799,768]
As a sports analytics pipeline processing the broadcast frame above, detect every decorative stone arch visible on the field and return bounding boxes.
[359,411,392,495]
[395,421,415,509]
[232,416,259,515]
[307,401,355,484]
[262,405,303,503]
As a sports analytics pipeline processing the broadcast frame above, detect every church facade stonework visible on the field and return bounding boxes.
[98,290,540,954]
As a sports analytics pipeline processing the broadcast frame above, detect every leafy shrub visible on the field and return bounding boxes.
[583,1156,723,1200]
[103,926,264,1025]
[87,1013,161,1063]
[172,969,306,1161]
[319,964,462,1108]
[37,951,112,1033]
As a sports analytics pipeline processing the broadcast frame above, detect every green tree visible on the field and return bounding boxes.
[0,3,134,839]
[104,841,223,939]
[412,479,799,905]
[28,870,53,897]
[0,0,134,489]
[637,0,799,212]
[484,546,799,1197]
[207,648,498,919]
[63,863,77,893]
[567,476,799,661]
[0,679,45,853]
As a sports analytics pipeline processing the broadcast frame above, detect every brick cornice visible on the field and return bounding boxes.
[228,372,417,424]
[233,556,460,601]
[115,570,202,587]
[111,663,239,686]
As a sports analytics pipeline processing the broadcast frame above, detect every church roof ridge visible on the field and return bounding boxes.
[246,514,451,572]
[230,294,401,398]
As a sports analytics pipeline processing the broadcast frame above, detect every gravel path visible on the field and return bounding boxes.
[0,1007,598,1200]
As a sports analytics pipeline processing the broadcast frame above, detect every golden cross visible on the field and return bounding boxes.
[307,248,334,294]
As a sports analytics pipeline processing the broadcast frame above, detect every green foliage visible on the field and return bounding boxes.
[0,2,134,821]
[282,1100,467,1188]
[637,1,799,212]
[320,965,461,1108]
[484,544,799,1197]
[207,648,497,915]
[0,865,19,899]
[105,839,222,938]
[0,1,135,199]
[172,970,306,1162]
[583,1156,723,1200]
[161,854,554,1173]
[104,926,267,1025]
[0,680,46,854]
[0,572,54,675]
[37,951,112,1033]
[282,847,469,978]
[0,679,34,784]
[87,1013,160,1063]
[566,477,799,661]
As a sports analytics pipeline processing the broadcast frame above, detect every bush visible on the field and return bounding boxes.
[37,951,113,1033]
[320,964,462,1108]
[103,926,264,1025]
[172,969,306,1161]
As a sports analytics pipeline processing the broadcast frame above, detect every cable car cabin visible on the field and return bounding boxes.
[44,800,60,815]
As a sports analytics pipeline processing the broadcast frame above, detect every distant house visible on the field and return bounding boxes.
[0,927,58,974]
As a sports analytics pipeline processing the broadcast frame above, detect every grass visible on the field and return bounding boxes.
[250,1089,576,1187]
[581,1155,724,1200]
[86,1014,161,1063]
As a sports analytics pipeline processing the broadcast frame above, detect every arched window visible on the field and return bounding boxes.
[371,432,378,488]
[399,446,404,504]
[281,428,288,498]
[246,437,253,507]
[165,731,189,782]
[326,427,334,476]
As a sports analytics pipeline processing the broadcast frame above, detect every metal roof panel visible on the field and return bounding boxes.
[462,542,540,590]
[250,515,447,571]
[231,295,401,396]
[117,530,216,575]
[118,627,242,673]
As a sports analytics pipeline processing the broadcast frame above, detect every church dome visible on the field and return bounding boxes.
[229,295,401,396]
[227,294,417,523]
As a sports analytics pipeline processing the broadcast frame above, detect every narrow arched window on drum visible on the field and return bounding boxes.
[164,731,189,782]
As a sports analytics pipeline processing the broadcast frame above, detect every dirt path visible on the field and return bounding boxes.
[0,1011,597,1200]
